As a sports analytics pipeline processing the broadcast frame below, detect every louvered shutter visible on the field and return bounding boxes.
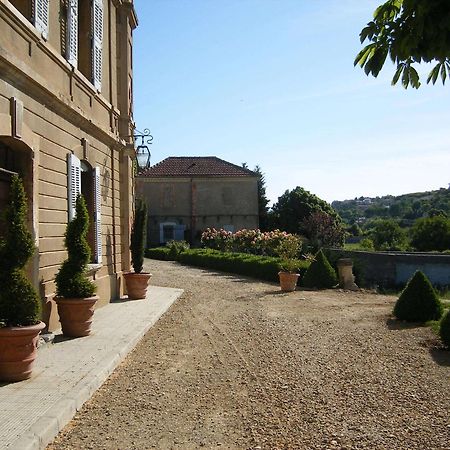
[66,0,78,66]
[34,0,49,39]
[93,167,102,264]
[68,153,81,221]
[92,0,103,91]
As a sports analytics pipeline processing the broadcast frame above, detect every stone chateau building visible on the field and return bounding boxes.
[0,0,138,331]
[136,156,259,245]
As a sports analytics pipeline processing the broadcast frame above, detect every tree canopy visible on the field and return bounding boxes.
[270,186,340,235]
[355,0,450,88]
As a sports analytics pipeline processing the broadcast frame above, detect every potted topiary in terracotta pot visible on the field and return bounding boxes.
[55,195,98,337]
[277,235,302,292]
[123,199,152,299]
[0,175,45,382]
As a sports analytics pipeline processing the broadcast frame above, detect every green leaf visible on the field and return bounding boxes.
[409,66,420,89]
[354,44,375,67]
[441,62,447,84]
[401,65,410,88]
[427,63,441,85]
[392,64,404,85]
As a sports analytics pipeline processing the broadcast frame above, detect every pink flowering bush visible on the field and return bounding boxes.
[200,228,233,252]
[201,228,302,257]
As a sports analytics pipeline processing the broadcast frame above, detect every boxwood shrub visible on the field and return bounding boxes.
[145,247,171,261]
[393,271,443,322]
[303,249,338,289]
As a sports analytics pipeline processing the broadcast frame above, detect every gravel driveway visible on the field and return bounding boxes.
[48,259,450,450]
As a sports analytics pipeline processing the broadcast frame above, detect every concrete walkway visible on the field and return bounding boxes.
[0,285,183,450]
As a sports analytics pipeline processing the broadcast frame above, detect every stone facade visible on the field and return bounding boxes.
[136,157,259,245]
[0,0,137,331]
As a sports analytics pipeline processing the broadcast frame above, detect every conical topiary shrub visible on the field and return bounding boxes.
[393,271,443,323]
[0,174,41,326]
[439,310,450,348]
[55,194,96,298]
[302,249,338,289]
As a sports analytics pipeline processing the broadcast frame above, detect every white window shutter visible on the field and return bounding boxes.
[92,0,103,91]
[93,167,102,264]
[67,153,81,221]
[66,0,78,67]
[34,0,49,40]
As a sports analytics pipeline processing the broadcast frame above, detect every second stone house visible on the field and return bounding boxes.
[136,156,259,245]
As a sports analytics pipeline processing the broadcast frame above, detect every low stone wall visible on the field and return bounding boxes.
[325,249,450,289]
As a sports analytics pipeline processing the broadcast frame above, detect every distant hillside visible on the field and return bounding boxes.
[332,187,450,225]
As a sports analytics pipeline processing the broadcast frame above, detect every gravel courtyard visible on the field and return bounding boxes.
[48,259,449,450]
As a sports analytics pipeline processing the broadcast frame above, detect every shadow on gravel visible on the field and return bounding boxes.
[429,347,450,366]
[386,318,425,330]
[201,271,262,284]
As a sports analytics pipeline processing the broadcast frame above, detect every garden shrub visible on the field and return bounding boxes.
[201,227,303,257]
[55,195,96,298]
[0,175,41,326]
[393,271,443,322]
[178,248,309,283]
[303,249,338,289]
[166,240,190,260]
[146,247,170,260]
[130,199,147,274]
[439,310,450,348]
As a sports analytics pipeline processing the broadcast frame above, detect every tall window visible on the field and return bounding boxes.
[66,0,103,90]
[68,154,102,264]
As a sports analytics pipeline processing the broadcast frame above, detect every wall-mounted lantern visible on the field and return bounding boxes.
[132,128,153,170]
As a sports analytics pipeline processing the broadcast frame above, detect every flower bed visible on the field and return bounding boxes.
[201,228,302,257]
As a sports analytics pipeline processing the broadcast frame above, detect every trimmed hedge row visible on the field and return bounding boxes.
[147,247,310,283]
[146,247,171,260]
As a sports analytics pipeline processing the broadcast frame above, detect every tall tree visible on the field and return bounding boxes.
[271,186,341,235]
[355,0,450,88]
[253,165,270,231]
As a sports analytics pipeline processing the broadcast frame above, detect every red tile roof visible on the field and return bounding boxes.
[138,157,257,178]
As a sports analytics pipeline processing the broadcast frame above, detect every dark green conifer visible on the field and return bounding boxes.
[55,195,96,298]
[0,175,41,326]
[302,249,338,289]
[393,271,442,322]
[130,199,147,273]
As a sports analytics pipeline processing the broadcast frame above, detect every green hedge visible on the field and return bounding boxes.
[178,249,310,283]
[145,247,171,261]
[146,247,311,283]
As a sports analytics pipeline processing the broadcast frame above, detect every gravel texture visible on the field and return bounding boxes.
[48,259,450,450]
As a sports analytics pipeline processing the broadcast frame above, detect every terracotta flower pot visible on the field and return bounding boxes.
[278,271,299,292]
[123,272,152,300]
[55,296,99,337]
[0,321,46,382]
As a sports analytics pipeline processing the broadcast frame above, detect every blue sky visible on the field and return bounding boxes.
[133,0,450,205]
